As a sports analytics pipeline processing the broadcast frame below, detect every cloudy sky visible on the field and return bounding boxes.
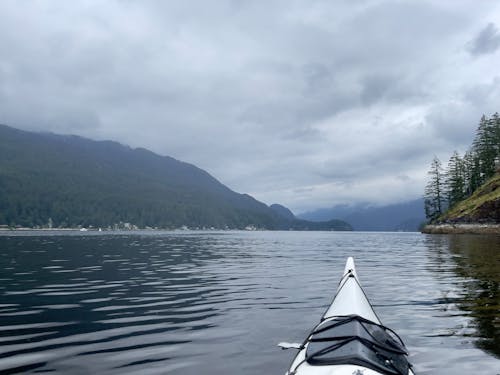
[1,1,499,213]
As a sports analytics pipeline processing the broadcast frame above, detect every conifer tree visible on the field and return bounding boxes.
[445,151,465,207]
[424,156,445,221]
[463,150,481,196]
[472,114,498,183]
[424,112,500,222]
[491,112,500,161]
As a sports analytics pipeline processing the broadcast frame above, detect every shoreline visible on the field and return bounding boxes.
[422,223,500,234]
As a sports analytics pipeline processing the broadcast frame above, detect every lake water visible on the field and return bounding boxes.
[0,231,498,374]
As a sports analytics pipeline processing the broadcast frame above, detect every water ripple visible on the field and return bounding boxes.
[0,231,498,374]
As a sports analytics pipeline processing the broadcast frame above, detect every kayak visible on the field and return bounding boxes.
[280,257,414,375]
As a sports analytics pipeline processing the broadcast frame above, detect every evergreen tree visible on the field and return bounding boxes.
[445,151,465,207]
[424,156,445,222]
[463,150,481,196]
[424,112,500,223]
[491,112,500,163]
[472,114,498,183]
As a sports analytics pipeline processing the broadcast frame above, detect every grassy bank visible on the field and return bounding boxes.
[439,172,500,223]
[422,172,499,234]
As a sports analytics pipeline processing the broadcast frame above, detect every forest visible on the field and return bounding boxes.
[0,124,351,231]
[424,113,500,222]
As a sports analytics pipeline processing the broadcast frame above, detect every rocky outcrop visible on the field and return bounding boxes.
[422,223,500,234]
[422,172,500,234]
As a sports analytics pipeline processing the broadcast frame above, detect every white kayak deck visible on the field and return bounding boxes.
[322,257,380,324]
[284,257,414,375]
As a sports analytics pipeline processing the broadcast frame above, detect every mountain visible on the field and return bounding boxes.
[0,124,351,231]
[298,199,426,231]
[285,218,352,231]
[270,204,296,220]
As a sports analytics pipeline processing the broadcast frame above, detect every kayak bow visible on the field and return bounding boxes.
[282,257,414,375]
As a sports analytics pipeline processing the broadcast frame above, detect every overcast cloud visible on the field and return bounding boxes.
[1,0,499,213]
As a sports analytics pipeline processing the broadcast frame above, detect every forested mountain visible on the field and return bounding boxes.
[298,199,425,231]
[0,124,351,231]
[270,204,296,220]
[424,112,500,223]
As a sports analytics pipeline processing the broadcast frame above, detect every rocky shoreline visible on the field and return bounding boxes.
[422,223,500,234]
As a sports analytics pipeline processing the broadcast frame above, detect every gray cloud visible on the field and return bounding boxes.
[360,74,394,105]
[0,0,498,213]
[467,23,500,56]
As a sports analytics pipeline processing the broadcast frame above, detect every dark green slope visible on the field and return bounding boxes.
[438,172,500,223]
[0,124,351,230]
[270,204,295,220]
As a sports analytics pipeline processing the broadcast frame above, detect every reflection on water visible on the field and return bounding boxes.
[422,233,500,370]
[0,231,498,374]
[445,235,500,357]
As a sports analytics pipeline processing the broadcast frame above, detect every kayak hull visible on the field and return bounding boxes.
[288,354,397,375]
[285,257,414,375]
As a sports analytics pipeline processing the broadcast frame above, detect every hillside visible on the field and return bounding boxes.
[0,124,351,231]
[270,204,296,220]
[298,199,425,231]
[423,113,499,229]
[422,172,500,234]
[438,172,500,223]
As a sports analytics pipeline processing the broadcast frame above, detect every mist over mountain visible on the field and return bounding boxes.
[270,204,296,220]
[0,124,351,231]
[298,199,426,231]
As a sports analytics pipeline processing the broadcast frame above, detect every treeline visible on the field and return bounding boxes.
[424,113,500,221]
[0,124,352,231]
[0,125,281,229]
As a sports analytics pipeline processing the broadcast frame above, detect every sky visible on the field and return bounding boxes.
[1,0,499,213]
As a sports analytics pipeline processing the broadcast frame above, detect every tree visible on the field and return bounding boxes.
[463,150,481,196]
[472,114,498,184]
[491,112,500,167]
[424,156,445,222]
[445,151,465,207]
[423,112,500,223]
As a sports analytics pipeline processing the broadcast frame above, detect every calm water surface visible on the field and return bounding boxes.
[0,231,498,374]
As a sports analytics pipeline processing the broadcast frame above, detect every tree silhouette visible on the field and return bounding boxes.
[424,156,445,221]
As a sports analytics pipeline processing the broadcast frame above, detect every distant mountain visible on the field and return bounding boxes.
[0,124,351,231]
[270,204,296,220]
[286,218,352,231]
[298,199,426,231]
[269,203,351,230]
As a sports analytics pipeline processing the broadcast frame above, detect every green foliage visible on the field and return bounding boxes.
[0,125,351,231]
[439,173,500,223]
[463,150,481,195]
[424,113,500,222]
[446,151,466,207]
[473,114,499,184]
[424,156,444,221]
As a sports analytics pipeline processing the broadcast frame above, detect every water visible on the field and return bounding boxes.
[0,231,498,374]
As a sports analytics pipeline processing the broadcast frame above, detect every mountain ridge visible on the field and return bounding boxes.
[0,124,351,231]
[298,199,426,231]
